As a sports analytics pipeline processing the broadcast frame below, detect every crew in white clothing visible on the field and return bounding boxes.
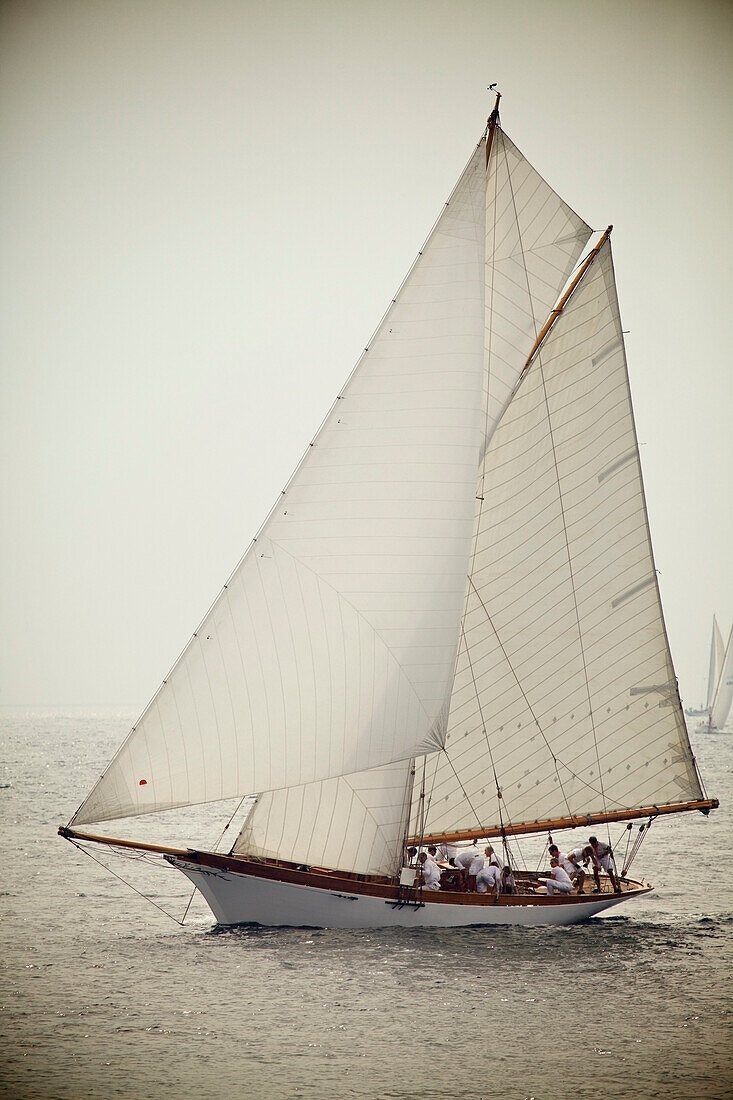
[453,844,480,873]
[544,859,573,896]
[416,852,441,890]
[483,845,501,869]
[588,836,620,892]
[454,842,480,891]
[476,863,501,897]
[500,866,516,894]
[425,846,444,871]
[548,844,586,893]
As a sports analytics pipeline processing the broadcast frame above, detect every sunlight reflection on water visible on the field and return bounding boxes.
[1,710,730,1099]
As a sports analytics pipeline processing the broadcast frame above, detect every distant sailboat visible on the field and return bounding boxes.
[685,616,724,716]
[699,620,733,733]
[60,96,718,928]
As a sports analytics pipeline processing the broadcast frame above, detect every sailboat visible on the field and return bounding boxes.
[60,96,718,928]
[685,616,725,717]
[699,620,733,733]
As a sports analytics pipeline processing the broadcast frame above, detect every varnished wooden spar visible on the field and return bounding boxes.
[518,224,613,381]
[59,824,191,858]
[410,797,719,847]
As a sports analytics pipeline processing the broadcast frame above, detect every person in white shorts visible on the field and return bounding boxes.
[588,836,620,892]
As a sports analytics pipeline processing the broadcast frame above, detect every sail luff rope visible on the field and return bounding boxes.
[419,749,443,836]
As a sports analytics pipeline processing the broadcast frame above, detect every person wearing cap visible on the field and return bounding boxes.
[588,836,620,893]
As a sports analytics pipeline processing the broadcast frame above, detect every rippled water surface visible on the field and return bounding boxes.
[1,710,731,1099]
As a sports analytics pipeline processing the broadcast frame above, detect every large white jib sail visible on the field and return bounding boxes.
[71,111,706,881]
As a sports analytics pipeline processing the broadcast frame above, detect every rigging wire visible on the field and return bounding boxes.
[616,817,655,876]
[68,839,187,927]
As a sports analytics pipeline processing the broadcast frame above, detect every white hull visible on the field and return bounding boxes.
[170,857,646,929]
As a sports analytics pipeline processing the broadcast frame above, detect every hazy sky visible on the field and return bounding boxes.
[2,0,731,709]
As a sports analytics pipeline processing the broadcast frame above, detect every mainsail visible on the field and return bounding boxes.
[421,238,702,841]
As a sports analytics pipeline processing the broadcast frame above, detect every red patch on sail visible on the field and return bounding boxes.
[138,779,147,786]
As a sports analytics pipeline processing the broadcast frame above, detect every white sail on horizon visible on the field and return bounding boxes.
[710,624,733,731]
[705,615,725,709]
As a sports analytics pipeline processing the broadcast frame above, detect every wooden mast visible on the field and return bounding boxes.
[485,90,501,167]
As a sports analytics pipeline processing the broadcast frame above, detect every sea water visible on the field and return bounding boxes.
[1,709,731,1100]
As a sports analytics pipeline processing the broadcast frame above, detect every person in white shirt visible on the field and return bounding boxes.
[588,836,620,892]
[548,844,586,893]
[466,851,486,892]
[476,862,501,897]
[453,841,480,891]
[416,852,441,890]
[544,858,573,896]
[484,845,501,869]
[425,846,443,870]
